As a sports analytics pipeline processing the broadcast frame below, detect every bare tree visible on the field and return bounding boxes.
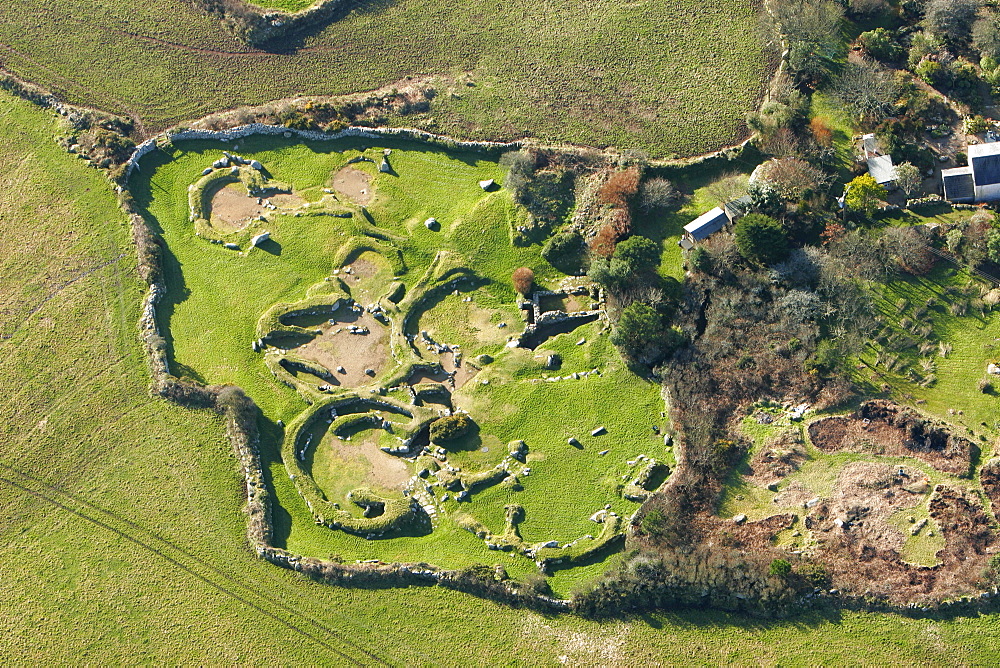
[832,59,902,125]
[765,0,846,80]
[753,157,832,200]
[705,172,749,205]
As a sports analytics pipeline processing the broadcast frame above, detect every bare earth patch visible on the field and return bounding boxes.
[210,186,304,232]
[294,312,388,386]
[331,166,373,205]
[747,427,808,488]
[210,184,263,231]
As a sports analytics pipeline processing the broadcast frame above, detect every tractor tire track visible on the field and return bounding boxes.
[0,252,128,341]
[0,43,148,136]
[0,467,390,666]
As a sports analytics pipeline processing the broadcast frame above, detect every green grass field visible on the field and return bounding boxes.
[0,0,769,157]
[12,78,1000,666]
[131,131,674,594]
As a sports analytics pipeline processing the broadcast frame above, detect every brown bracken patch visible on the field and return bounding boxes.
[807,400,976,477]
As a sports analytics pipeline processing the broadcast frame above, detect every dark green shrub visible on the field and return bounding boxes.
[858,28,903,62]
[690,246,712,274]
[542,230,587,274]
[769,558,792,577]
[733,213,788,266]
[797,562,830,588]
[610,302,664,358]
[430,414,473,442]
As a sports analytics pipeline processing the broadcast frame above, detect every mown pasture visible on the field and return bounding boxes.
[0,0,769,157]
[10,87,1000,665]
[133,133,671,594]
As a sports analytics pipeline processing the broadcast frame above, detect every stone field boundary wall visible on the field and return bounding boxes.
[120,124,573,612]
[126,123,520,179]
[5,63,996,616]
[118,122,1000,618]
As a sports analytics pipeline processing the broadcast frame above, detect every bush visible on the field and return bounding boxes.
[979,378,993,393]
[809,117,833,147]
[512,267,534,295]
[858,28,903,62]
[769,558,792,577]
[797,562,830,587]
[610,302,664,359]
[429,414,473,442]
[597,168,641,207]
[733,214,789,265]
[589,224,618,258]
[689,246,712,274]
[612,235,660,274]
[637,177,680,212]
[542,230,587,274]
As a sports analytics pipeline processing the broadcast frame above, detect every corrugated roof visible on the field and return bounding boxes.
[867,155,896,184]
[683,207,729,241]
[724,195,752,220]
[942,167,975,202]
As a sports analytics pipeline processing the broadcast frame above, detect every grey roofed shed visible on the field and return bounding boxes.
[683,207,729,242]
[724,195,752,221]
[942,167,975,202]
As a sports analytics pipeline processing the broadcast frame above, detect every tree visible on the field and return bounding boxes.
[844,174,887,217]
[610,302,664,359]
[858,27,904,62]
[924,0,981,45]
[638,177,680,212]
[748,181,784,217]
[734,214,789,265]
[767,0,846,81]
[894,161,922,198]
[612,236,660,274]
[883,226,936,275]
[753,157,832,201]
[974,10,1000,59]
[987,228,1000,264]
[832,60,901,124]
[706,171,749,206]
[512,267,534,295]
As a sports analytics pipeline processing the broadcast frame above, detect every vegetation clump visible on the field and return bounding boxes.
[430,414,474,443]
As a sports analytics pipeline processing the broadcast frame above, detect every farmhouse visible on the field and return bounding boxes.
[679,197,750,250]
[942,142,1000,203]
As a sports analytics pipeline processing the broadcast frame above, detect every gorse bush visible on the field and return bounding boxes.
[430,414,474,442]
